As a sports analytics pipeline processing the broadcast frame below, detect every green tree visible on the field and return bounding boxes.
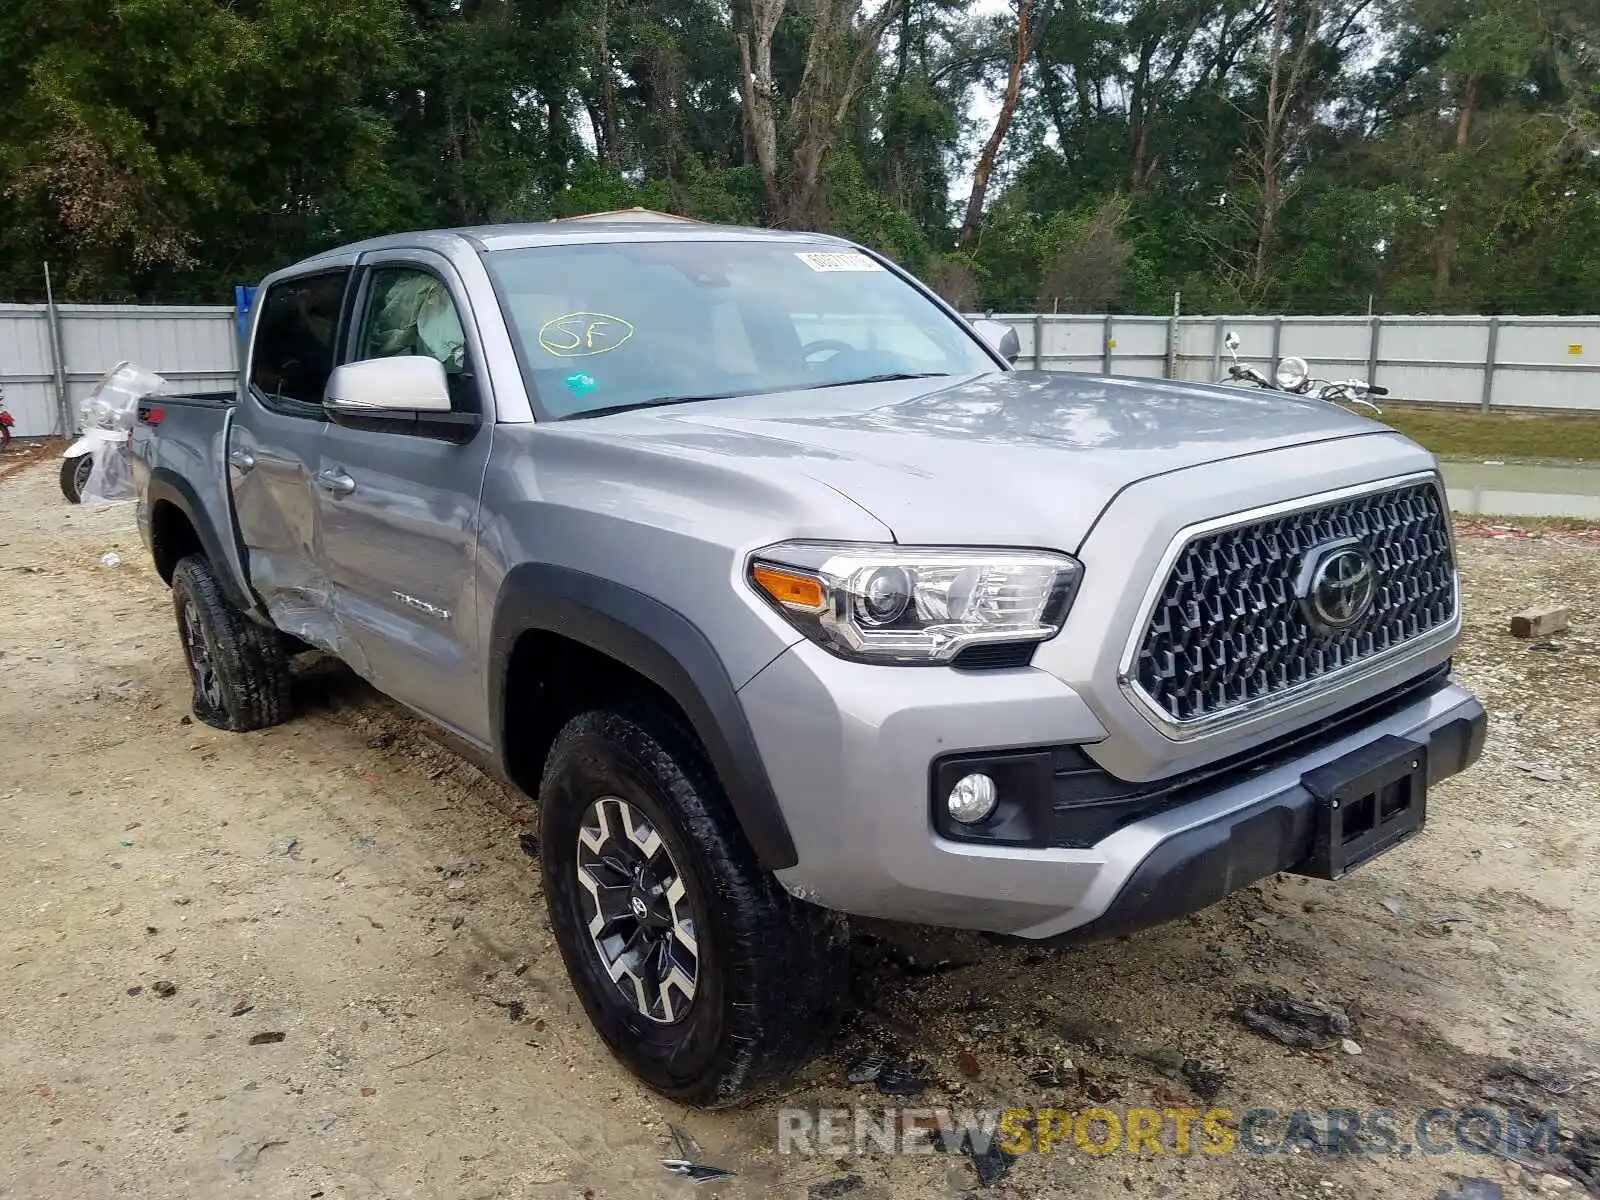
[0,0,1594,313]
[0,0,408,300]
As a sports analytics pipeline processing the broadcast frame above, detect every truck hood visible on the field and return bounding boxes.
[601,371,1392,548]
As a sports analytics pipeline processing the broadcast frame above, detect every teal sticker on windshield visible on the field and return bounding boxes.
[565,371,598,396]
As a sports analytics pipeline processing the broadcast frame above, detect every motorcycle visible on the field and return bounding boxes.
[0,383,14,449]
[1220,330,1387,415]
[60,361,165,503]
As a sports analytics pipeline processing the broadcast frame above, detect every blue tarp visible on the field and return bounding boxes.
[234,284,257,340]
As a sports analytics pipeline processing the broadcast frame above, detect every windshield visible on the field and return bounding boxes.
[484,240,998,418]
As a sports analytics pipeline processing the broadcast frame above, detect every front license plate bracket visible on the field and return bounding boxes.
[1295,735,1428,880]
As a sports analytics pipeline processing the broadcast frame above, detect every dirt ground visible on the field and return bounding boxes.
[2,455,1597,1200]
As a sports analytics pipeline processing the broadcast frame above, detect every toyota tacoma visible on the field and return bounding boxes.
[130,214,1485,1105]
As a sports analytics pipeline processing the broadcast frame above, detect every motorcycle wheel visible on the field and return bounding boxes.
[60,454,93,504]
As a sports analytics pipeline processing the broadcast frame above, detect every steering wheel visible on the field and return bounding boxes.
[800,339,859,364]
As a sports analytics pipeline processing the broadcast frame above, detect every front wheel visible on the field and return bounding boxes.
[539,705,847,1106]
[170,555,292,731]
[60,454,93,503]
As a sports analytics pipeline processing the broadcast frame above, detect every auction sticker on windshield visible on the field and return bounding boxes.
[795,251,884,273]
[539,312,634,357]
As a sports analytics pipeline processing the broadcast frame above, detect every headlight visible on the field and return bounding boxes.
[748,542,1082,664]
[1275,355,1310,392]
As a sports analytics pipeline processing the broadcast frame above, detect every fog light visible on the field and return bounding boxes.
[947,773,998,824]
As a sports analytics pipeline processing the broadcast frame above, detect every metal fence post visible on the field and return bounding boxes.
[1101,313,1114,374]
[1164,292,1181,379]
[1367,316,1381,390]
[1480,317,1501,412]
[1033,313,1045,371]
[1211,317,1225,381]
[43,262,72,436]
[1270,315,1284,380]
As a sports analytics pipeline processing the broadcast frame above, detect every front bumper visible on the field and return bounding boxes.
[1040,689,1484,943]
[742,640,1485,939]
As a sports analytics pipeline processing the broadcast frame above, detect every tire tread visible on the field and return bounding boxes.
[542,703,846,1106]
[60,455,89,504]
[171,554,291,732]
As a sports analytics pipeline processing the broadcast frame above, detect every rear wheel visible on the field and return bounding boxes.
[170,554,292,731]
[60,454,92,503]
[539,705,847,1106]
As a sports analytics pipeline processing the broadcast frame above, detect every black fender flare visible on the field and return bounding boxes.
[144,469,256,615]
[489,563,798,870]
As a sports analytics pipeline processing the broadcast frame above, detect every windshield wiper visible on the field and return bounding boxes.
[561,390,762,420]
[797,372,953,392]
[563,373,955,419]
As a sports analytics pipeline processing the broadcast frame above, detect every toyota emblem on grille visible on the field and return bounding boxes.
[1298,540,1377,632]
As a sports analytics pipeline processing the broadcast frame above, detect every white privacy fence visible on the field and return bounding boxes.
[974,313,1600,412]
[3,304,1598,437]
[0,303,238,438]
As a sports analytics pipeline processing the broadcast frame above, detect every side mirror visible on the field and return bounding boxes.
[326,356,453,415]
[972,319,1022,365]
[1224,331,1241,353]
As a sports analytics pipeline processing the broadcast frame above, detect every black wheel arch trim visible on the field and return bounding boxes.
[144,469,260,617]
[490,563,799,870]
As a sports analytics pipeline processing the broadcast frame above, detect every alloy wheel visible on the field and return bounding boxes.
[180,598,223,712]
[575,796,699,1023]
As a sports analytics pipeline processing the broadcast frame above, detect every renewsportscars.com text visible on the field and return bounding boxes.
[778,1105,1560,1158]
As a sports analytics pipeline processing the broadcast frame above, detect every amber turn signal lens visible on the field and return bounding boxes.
[752,564,826,613]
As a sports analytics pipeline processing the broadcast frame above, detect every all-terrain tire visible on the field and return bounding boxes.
[60,454,92,503]
[170,554,292,732]
[539,704,847,1107]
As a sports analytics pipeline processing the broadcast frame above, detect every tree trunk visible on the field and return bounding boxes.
[1038,66,1075,148]
[596,0,619,170]
[737,0,785,216]
[1433,75,1476,306]
[896,0,912,82]
[785,0,905,227]
[1251,0,1289,292]
[958,0,1032,249]
[546,94,567,193]
[1126,38,1154,190]
[884,0,915,205]
[738,0,903,226]
[1246,0,1324,300]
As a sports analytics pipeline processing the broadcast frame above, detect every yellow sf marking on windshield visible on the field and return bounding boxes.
[539,312,635,357]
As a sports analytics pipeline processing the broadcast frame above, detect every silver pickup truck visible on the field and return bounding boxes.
[131,214,1485,1105]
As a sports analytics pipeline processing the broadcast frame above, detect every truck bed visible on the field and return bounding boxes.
[143,389,235,411]
[130,385,259,619]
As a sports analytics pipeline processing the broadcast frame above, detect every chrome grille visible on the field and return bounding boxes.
[1130,479,1456,726]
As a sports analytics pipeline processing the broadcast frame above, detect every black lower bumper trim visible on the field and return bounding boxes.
[1040,693,1487,945]
[934,663,1457,851]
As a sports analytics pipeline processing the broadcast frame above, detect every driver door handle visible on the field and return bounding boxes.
[228,449,256,473]
[316,467,356,497]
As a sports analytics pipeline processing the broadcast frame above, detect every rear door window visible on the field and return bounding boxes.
[249,270,351,414]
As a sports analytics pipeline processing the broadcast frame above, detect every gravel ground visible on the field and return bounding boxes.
[1,456,1597,1200]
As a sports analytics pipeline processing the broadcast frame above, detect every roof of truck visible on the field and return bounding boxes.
[291,210,845,271]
